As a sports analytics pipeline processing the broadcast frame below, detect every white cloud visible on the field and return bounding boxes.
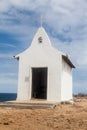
[0,78,17,93]
[74,81,87,94]
[0,72,17,77]
[0,43,16,48]
[0,0,87,43]
[51,36,87,67]
[0,78,17,84]
[0,0,10,12]
[0,53,13,58]
[0,0,87,93]
[0,72,17,93]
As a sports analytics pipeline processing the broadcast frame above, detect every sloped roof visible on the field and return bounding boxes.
[14,27,75,69]
[62,55,75,68]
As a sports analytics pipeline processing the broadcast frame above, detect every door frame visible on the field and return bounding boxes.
[31,67,48,100]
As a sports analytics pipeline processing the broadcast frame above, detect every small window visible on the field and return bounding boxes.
[38,37,43,43]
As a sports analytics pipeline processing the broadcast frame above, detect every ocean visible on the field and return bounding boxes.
[0,93,17,102]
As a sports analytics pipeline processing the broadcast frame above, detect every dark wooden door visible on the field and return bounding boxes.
[32,68,47,99]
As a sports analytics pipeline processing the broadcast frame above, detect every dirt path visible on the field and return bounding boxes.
[0,97,87,130]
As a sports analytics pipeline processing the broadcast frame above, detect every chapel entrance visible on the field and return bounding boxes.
[32,68,47,99]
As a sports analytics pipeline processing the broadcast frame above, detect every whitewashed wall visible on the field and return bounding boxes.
[16,27,63,101]
[16,27,74,102]
[61,58,73,101]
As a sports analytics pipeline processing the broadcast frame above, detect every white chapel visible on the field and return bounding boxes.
[15,27,75,102]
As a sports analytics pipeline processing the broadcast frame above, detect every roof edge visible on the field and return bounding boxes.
[13,55,19,60]
[62,55,75,68]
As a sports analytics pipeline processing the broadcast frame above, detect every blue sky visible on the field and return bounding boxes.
[0,0,87,94]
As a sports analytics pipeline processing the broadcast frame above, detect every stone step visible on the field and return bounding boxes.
[0,102,57,109]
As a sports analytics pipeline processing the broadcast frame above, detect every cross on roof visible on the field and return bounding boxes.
[40,16,43,27]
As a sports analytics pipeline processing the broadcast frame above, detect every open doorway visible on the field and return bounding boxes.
[32,68,47,99]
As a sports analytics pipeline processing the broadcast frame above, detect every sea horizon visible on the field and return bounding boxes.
[0,93,17,102]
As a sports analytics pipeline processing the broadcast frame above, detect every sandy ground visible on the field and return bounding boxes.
[0,97,87,130]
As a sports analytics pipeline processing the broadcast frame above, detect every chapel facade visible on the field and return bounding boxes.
[15,27,75,102]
